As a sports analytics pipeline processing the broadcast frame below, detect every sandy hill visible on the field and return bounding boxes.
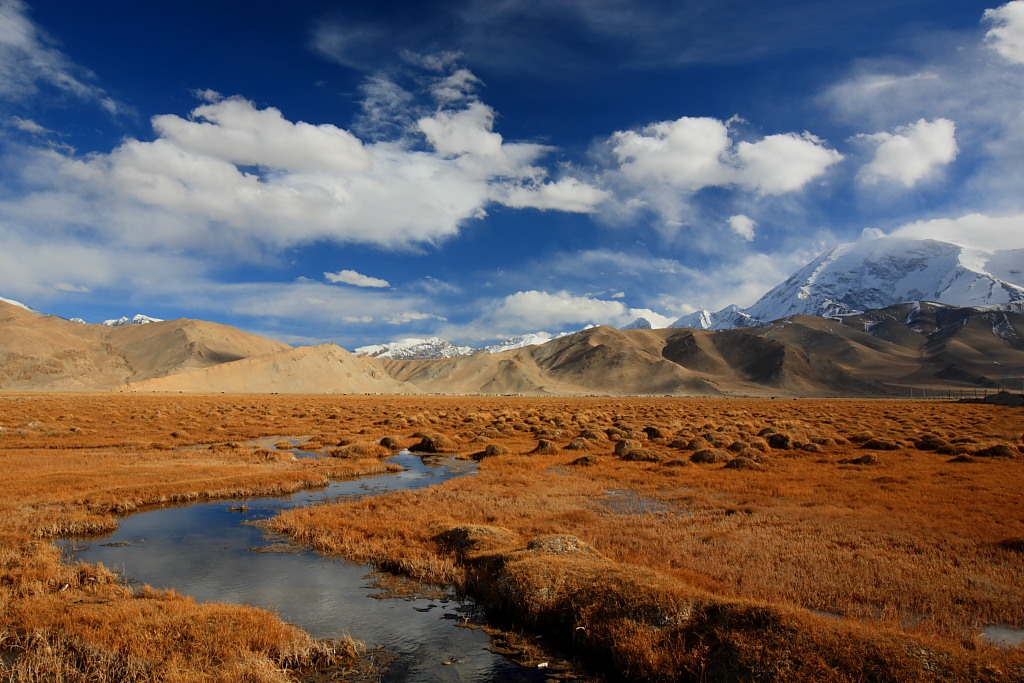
[2,299,1021,396]
[0,301,289,390]
[378,307,1024,396]
[117,344,415,394]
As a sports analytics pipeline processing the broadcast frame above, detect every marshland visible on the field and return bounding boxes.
[1,393,1023,682]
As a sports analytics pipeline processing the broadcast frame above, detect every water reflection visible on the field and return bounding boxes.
[62,452,548,682]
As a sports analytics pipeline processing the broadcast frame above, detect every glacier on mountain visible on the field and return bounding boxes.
[670,236,1024,331]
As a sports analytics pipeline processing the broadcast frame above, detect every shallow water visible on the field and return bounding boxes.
[61,451,550,682]
[981,624,1024,648]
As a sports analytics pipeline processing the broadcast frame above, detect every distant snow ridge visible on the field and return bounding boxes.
[671,236,1024,331]
[103,314,163,326]
[669,305,764,331]
[477,332,553,354]
[355,337,474,360]
[356,332,557,359]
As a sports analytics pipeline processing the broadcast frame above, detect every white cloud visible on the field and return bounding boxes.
[984,1,1024,64]
[728,214,756,241]
[0,0,118,111]
[153,97,371,174]
[603,116,841,229]
[609,117,841,194]
[857,118,958,187]
[887,212,1024,252]
[734,132,843,194]
[499,177,610,213]
[473,289,677,336]
[11,116,48,134]
[3,76,605,258]
[324,269,391,288]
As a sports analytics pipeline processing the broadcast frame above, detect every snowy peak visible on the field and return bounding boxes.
[672,236,1024,331]
[746,237,1023,322]
[354,337,474,360]
[103,314,164,326]
[355,332,559,359]
[477,332,553,354]
[669,305,764,331]
[622,317,653,330]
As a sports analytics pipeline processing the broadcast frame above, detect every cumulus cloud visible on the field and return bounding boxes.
[476,289,675,336]
[857,118,958,187]
[324,269,391,288]
[984,1,1024,64]
[888,212,1024,252]
[153,97,371,174]
[734,132,844,193]
[728,214,756,241]
[3,72,607,261]
[609,116,841,195]
[603,116,842,229]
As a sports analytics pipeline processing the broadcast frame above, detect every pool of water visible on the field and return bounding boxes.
[60,451,552,682]
[981,624,1024,648]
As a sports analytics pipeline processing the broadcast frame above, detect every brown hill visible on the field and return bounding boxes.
[0,301,290,390]
[2,299,1021,396]
[117,344,415,394]
[378,306,1024,397]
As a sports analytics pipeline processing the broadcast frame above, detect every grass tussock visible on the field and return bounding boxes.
[3,393,1023,681]
[0,393,425,682]
[268,395,1024,682]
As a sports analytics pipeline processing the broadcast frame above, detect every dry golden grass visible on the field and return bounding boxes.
[0,393,410,682]
[268,396,1024,682]
[3,393,1023,681]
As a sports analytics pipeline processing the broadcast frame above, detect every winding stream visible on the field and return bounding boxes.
[60,449,551,682]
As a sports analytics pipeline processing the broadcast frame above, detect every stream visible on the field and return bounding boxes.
[60,448,553,682]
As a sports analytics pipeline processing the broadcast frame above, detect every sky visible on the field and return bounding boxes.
[1,0,1023,348]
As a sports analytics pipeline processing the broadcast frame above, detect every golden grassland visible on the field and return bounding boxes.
[1,393,1022,682]
[0,393,404,682]
[269,395,1024,682]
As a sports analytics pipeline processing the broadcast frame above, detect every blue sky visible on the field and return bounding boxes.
[1,0,1023,348]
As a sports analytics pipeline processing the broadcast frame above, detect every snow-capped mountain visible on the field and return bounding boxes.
[669,305,764,331]
[671,237,1024,330]
[622,317,653,330]
[103,314,164,326]
[355,332,559,360]
[354,337,475,360]
[477,332,553,354]
[0,296,36,312]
